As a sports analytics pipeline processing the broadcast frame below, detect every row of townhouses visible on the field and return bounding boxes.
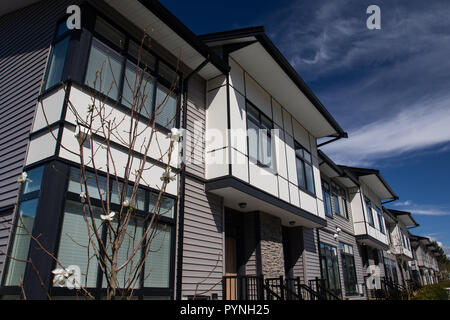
[0,0,441,300]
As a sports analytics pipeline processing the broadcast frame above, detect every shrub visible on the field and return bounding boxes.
[412,283,449,300]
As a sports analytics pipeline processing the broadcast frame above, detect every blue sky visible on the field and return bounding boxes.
[161,0,450,256]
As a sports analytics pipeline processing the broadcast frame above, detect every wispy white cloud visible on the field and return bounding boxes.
[322,95,450,166]
[390,201,450,216]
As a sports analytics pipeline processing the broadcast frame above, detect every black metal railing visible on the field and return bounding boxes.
[222,275,324,301]
[308,278,342,300]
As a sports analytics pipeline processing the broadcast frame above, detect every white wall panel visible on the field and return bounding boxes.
[282,109,293,136]
[229,88,247,154]
[229,58,245,95]
[300,190,318,216]
[272,99,283,128]
[274,124,288,179]
[26,129,58,165]
[248,162,278,197]
[231,149,249,183]
[205,148,229,180]
[278,176,290,203]
[289,183,300,207]
[245,73,271,118]
[206,86,228,152]
[292,118,310,151]
[32,88,65,132]
[285,133,297,185]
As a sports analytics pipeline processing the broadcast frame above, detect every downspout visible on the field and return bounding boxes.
[175,59,213,300]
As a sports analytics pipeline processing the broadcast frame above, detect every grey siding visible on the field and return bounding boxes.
[0,0,76,209]
[180,73,224,299]
[0,0,79,277]
[302,228,321,282]
[0,208,14,277]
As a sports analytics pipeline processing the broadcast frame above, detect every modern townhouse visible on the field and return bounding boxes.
[409,235,440,286]
[382,209,419,287]
[0,0,440,301]
[337,167,398,297]
[317,151,366,300]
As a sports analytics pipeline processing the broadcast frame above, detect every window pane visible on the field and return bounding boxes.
[333,194,340,215]
[149,193,175,219]
[296,158,306,189]
[85,39,123,100]
[303,150,312,163]
[304,163,315,194]
[111,181,146,211]
[21,166,45,195]
[144,225,172,288]
[324,189,332,217]
[128,41,156,70]
[294,142,304,159]
[104,219,143,289]
[155,85,178,128]
[246,103,259,123]
[247,121,259,162]
[159,61,179,86]
[122,61,154,118]
[45,37,70,90]
[365,200,374,226]
[260,114,272,130]
[68,168,107,201]
[95,18,125,49]
[4,199,39,286]
[57,201,102,288]
[259,130,272,167]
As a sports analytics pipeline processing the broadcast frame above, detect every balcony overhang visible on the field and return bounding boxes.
[205,176,327,228]
[384,208,419,227]
[356,234,389,251]
[200,27,347,139]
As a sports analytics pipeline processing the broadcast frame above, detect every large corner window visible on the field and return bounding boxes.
[323,182,332,217]
[247,102,273,168]
[295,142,315,195]
[84,17,179,129]
[55,167,176,295]
[3,166,45,287]
[375,207,385,234]
[44,21,71,90]
[340,243,358,296]
[365,198,375,227]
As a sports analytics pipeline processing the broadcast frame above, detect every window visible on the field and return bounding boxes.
[55,167,176,293]
[340,243,358,296]
[84,17,179,129]
[44,21,71,90]
[323,182,332,217]
[295,142,315,195]
[340,188,349,219]
[320,243,342,299]
[375,207,385,234]
[4,166,45,286]
[331,183,341,216]
[246,102,273,168]
[365,198,375,227]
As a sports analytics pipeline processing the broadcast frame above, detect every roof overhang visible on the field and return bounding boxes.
[384,209,419,227]
[318,151,359,188]
[341,166,398,201]
[103,0,228,79]
[205,176,327,229]
[356,235,390,251]
[200,27,347,139]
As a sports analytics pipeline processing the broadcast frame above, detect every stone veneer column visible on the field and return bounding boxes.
[259,213,285,278]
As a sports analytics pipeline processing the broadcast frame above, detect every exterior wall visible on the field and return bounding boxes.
[302,228,321,283]
[259,213,284,278]
[205,57,325,221]
[0,0,81,277]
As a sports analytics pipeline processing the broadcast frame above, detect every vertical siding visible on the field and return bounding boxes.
[0,0,79,277]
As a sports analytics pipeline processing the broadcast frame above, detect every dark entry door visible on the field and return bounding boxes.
[225,237,237,300]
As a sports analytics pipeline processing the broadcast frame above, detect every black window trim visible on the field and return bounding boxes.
[294,140,316,197]
[339,242,359,296]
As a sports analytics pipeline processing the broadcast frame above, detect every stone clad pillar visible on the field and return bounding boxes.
[259,213,285,278]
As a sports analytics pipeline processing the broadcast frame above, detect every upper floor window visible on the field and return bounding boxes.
[331,183,341,216]
[247,102,273,168]
[365,198,375,227]
[323,182,333,217]
[295,142,315,195]
[84,17,179,129]
[375,207,385,234]
[44,21,71,90]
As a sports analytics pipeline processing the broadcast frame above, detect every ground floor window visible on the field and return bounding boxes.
[320,243,342,298]
[340,243,358,296]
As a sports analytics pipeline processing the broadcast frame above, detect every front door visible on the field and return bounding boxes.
[225,237,237,300]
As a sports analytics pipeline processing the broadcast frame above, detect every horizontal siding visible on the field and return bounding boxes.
[0,0,79,209]
[302,228,321,282]
[182,177,223,298]
[0,207,14,277]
